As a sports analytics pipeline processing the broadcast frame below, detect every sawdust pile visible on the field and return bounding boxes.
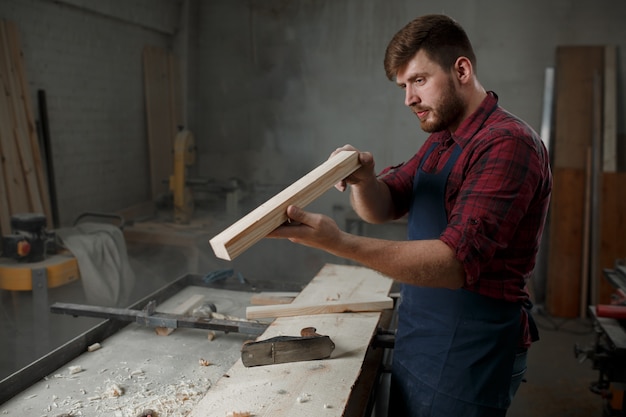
[34,370,212,417]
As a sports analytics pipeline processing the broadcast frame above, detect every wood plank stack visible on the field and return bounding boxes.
[0,20,52,240]
[142,45,183,200]
[546,45,626,318]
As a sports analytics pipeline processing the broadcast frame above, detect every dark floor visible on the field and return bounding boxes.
[0,237,613,415]
[508,308,605,417]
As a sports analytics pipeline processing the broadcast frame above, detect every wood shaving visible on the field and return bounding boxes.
[87,343,102,352]
[104,384,124,398]
[68,366,83,375]
[296,393,311,403]
[198,358,211,366]
[227,412,251,417]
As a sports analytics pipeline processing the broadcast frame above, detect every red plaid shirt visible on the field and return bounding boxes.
[379,92,552,345]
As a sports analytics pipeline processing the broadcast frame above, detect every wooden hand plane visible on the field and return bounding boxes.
[241,327,335,367]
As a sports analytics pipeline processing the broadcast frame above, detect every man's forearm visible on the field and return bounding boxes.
[349,177,395,224]
[331,231,465,289]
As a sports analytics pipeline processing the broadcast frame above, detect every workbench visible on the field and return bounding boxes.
[0,264,395,417]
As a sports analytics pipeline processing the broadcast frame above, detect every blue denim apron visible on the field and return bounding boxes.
[389,143,521,417]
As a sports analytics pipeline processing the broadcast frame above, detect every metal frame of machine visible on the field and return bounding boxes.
[0,272,300,405]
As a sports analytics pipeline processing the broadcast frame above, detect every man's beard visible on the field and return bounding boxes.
[413,78,464,133]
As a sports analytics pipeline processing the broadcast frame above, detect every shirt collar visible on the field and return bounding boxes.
[451,91,499,147]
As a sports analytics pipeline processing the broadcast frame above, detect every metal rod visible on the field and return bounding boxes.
[50,302,268,335]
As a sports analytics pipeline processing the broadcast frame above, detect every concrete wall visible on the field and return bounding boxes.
[192,0,626,206]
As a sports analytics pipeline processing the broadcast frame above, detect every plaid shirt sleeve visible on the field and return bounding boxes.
[440,123,551,299]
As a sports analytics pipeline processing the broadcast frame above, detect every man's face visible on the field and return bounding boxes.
[396,50,465,133]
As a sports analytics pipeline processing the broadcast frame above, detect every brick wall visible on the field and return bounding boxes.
[0,0,181,225]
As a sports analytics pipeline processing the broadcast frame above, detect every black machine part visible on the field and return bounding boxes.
[1,213,52,262]
[575,261,626,416]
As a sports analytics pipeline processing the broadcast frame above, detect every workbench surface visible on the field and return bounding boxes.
[1,264,393,417]
[0,287,255,417]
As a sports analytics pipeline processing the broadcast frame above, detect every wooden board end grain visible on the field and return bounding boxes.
[209,151,360,260]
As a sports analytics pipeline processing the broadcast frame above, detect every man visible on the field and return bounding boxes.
[269,14,552,417]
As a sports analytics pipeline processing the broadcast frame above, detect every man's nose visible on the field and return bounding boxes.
[405,87,419,107]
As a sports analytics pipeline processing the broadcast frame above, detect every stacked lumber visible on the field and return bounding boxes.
[0,20,52,239]
[546,45,625,318]
[142,45,183,200]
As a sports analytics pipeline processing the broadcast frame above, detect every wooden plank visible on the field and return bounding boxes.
[143,45,175,200]
[598,173,626,304]
[603,45,617,172]
[0,20,29,214]
[0,152,11,238]
[294,263,392,303]
[209,151,361,260]
[189,313,381,417]
[246,297,393,319]
[250,291,299,305]
[553,46,605,169]
[0,21,44,215]
[247,263,393,320]
[546,168,585,317]
[187,264,393,417]
[5,20,52,225]
[547,46,607,318]
[589,72,603,310]
[580,148,592,319]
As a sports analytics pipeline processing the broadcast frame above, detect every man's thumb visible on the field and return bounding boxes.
[286,205,303,221]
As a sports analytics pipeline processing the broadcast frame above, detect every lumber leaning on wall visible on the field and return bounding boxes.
[209,150,360,261]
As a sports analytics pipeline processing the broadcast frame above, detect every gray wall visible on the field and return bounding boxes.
[0,0,180,225]
[191,0,626,206]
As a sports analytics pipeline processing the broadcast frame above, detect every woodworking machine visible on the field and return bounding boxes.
[576,260,626,416]
[0,213,79,294]
[170,129,196,224]
[0,212,126,294]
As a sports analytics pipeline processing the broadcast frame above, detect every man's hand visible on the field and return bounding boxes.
[332,144,376,192]
[267,205,343,252]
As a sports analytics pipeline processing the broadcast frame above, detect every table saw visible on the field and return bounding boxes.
[0,263,396,417]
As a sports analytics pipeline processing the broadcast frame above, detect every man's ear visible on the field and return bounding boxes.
[454,57,473,84]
